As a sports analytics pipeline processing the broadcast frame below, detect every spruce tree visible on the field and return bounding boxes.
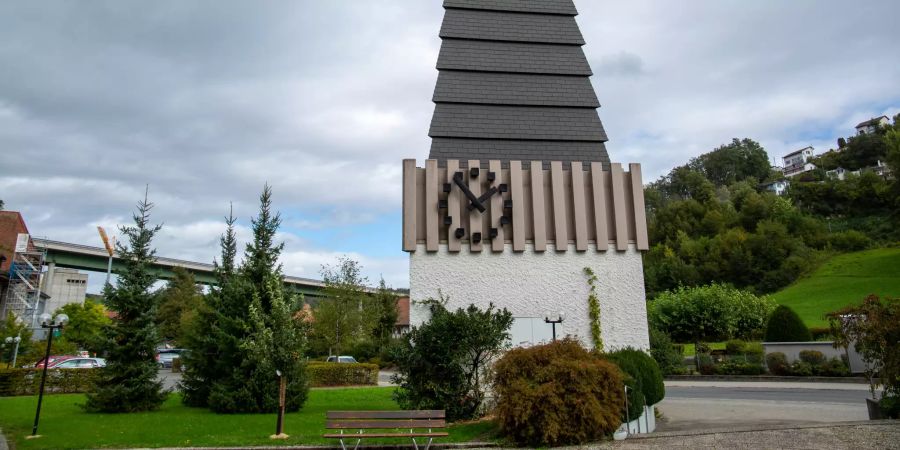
[180,207,241,407]
[197,186,309,413]
[765,305,812,342]
[85,191,167,412]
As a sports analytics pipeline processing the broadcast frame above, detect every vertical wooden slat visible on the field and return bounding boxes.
[629,163,649,251]
[610,163,629,251]
[402,159,417,251]
[571,162,588,251]
[530,161,546,252]
[468,159,483,252]
[425,159,438,252]
[489,160,504,252]
[509,161,525,252]
[550,161,568,252]
[446,160,461,252]
[590,162,608,252]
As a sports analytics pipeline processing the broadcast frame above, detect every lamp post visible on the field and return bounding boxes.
[543,312,565,342]
[30,312,68,438]
[271,369,289,439]
[5,335,22,368]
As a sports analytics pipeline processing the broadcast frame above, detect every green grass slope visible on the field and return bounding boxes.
[771,247,900,327]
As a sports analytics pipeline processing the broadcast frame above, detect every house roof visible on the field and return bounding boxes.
[396,296,410,327]
[855,115,889,129]
[427,0,610,169]
[784,146,813,158]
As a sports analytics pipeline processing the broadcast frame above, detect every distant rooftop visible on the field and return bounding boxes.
[855,115,889,129]
[427,0,610,169]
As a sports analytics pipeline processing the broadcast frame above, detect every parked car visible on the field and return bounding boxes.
[326,355,358,363]
[156,349,184,368]
[51,357,106,369]
[33,355,74,369]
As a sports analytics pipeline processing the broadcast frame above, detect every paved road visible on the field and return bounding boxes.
[657,381,871,432]
[665,385,869,404]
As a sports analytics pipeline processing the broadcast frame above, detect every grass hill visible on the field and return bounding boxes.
[770,247,900,327]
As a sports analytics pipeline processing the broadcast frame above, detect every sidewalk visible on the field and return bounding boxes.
[665,379,872,390]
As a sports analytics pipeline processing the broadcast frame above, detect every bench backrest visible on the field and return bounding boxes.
[326,410,446,430]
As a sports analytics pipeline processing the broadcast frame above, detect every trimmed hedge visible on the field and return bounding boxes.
[307,362,378,387]
[0,369,99,396]
[765,305,812,342]
[493,339,625,447]
[605,348,665,406]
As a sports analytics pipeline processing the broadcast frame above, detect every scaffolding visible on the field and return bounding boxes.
[1,250,45,328]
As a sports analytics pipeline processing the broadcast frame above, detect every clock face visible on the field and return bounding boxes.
[441,170,511,240]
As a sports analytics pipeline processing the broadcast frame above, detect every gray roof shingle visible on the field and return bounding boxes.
[430,138,610,169]
[429,104,607,141]
[433,71,599,107]
[440,9,585,44]
[437,39,591,75]
[443,0,578,16]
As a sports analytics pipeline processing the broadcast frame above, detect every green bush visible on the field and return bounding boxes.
[809,327,833,341]
[648,327,684,375]
[697,354,715,375]
[799,350,826,366]
[392,299,513,421]
[818,357,850,377]
[307,363,378,387]
[622,375,645,421]
[765,352,789,375]
[880,395,900,419]
[606,348,665,406]
[827,230,871,251]
[765,305,812,342]
[788,361,813,376]
[0,369,99,396]
[725,339,746,355]
[713,361,766,375]
[493,339,624,447]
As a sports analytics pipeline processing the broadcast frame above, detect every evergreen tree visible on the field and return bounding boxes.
[765,305,812,342]
[184,187,309,413]
[85,191,167,412]
[180,207,242,407]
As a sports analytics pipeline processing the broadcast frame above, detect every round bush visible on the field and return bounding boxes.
[725,339,747,355]
[605,348,665,406]
[493,339,625,447]
[648,327,684,375]
[765,352,789,375]
[799,350,825,366]
[765,305,812,342]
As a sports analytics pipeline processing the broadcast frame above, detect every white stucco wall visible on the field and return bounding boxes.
[409,243,650,351]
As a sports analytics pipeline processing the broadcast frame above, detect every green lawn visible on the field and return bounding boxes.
[770,247,900,327]
[0,388,498,449]
[680,342,726,357]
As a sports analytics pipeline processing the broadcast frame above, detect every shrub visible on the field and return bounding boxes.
[788,361,813,377]
[714,361,766,375]
[347,340,380,362]
[622,375,644,421]
[493,339,624,447]
[605,348,665,406]
[307,362,378,387]
[818,357,850,377]
[392,298,513,421]
[765,305,812,342]
[648,327,684,375]
[697,354,715,375]
[0,369,99,396]
[809,327,833,341]
[725,339,746,355]
[765,352,789,375]
[799,350,825,366]
[827,230,871,251]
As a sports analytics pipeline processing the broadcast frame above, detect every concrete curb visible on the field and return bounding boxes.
[665,374,869,384]
[627,420,897,440]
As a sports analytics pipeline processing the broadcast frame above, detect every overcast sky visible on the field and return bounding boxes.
[1,1,898,291]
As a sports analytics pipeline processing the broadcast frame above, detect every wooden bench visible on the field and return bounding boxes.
[324,410,448,450]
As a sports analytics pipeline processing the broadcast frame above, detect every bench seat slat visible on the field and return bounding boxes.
[326,419,445,429]
[327,410,445,420]
[323,432,450,439]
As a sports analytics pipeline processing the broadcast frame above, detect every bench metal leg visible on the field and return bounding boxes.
[338,429,363,450]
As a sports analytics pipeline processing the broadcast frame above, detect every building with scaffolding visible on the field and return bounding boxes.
[0,211,48,330]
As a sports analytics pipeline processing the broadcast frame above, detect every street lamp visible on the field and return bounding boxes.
[271,369,289,439]
[4,335,22,368]
[544,311,565,342]
[30,313,68,439]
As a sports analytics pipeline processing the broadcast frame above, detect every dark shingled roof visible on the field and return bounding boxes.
[428,0,611,168]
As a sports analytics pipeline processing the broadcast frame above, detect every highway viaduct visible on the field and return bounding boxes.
[32,238,330,299]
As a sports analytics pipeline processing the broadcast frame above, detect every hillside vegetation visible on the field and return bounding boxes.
[771,247,900,327]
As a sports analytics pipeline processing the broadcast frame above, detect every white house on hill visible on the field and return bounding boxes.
[855,116,889,135]
[782,146,816,177]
